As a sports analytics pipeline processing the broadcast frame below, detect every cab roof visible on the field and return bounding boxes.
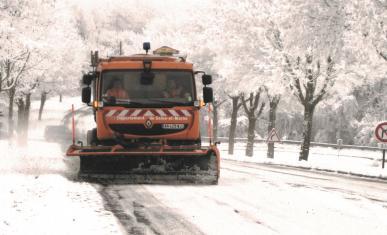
[97,54,193,71]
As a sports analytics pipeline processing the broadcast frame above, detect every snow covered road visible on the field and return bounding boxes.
[96,159,387,235]
[2,97,387,235]
[2,156,386,235]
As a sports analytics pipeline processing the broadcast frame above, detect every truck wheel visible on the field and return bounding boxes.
[87,128,98,146]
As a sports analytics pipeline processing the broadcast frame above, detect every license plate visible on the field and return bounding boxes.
[161,124,185,129]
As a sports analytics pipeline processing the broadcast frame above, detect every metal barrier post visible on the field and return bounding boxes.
[337,139,343,158]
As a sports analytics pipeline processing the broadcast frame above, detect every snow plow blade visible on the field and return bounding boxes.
[66,144,220,184]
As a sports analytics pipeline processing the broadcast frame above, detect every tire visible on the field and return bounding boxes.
[87,128,98,146]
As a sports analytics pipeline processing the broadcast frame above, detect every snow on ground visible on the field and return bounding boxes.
[0,175,123,235]
[142,160,387,235]
[2,95,387,235]
[219,142,387,179]
[0,96,123,235]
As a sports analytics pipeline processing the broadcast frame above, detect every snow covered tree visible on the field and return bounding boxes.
[0,0,33,136]
[227,95,244,155]
[241,90,266,157]
[344,0,386,62]
[0,0,86,140]
[284,54,336,161]
[265,88,281,159]
[35,3,86,121]
[212,99,226,142]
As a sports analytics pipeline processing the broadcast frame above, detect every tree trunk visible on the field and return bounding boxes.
[267,142,275,158]
[24,93,31,134]
[16,93,31,145]
[299,106,314,161]
[17,98,25,136]
[246,116,257,157]
[38,91,47,121]
[7,86,16,137]
[228,96,239,155]
[241,91,265,157]
[59,93,63,102]
[267,99,279,159]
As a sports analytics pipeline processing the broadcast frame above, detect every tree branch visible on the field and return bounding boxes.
[214,99,227,108]
[376,47,387,62]
[284,55,306,104]
[1,51,31,91]
[241,93,251,117]
[312,56,335,106]
[256,101,266,118]
[253,90,261,111]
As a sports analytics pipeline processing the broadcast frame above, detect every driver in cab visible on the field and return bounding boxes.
[162,79,184,98]
[105,78,128,99]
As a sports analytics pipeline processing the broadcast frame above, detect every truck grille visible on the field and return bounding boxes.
[109,124,187,136]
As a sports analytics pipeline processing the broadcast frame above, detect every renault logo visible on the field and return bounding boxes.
[144,119,153,129]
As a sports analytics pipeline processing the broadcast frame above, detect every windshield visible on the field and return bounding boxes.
[101,70,195,106]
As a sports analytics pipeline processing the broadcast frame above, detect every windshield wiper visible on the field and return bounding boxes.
[117,100,146,105]
[147,99,190,105]
[103,97,146,106]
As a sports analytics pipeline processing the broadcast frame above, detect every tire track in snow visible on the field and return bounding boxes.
[222,160,387,207]
[96,182,204,235]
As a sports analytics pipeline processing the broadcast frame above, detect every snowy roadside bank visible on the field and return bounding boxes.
[219,142,387,180]
[0,138,124,235]
[0,174,123,235]
[0,97,124,235]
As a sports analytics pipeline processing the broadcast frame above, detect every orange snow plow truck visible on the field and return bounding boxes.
[66,43,220,184]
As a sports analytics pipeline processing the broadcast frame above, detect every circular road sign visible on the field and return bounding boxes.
[375,121,387,143]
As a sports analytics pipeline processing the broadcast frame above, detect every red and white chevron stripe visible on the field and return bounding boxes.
[105,109,193,118]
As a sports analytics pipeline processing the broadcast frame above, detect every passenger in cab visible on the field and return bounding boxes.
[105,78,128,99]
[162,79,184,98]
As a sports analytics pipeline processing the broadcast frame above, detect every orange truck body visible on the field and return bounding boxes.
[66,47,220,184]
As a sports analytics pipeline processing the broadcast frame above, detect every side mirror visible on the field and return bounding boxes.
[203,87,213,103]
[143,42,151,54]
[82,73,95,85]
[202,74,212,85]
[82,87,91,104]
[140,72,155,85]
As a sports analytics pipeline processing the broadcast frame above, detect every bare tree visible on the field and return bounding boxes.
[227,94,251,155]
[241,90,265,157]
[0,52,31,137]
[284,54,336,161]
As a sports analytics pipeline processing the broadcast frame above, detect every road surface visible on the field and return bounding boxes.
[95,159,387,235]
[4,97,387,234]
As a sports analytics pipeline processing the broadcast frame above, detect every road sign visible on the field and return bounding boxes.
[375,122,387,143]
[267,128,281,143]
